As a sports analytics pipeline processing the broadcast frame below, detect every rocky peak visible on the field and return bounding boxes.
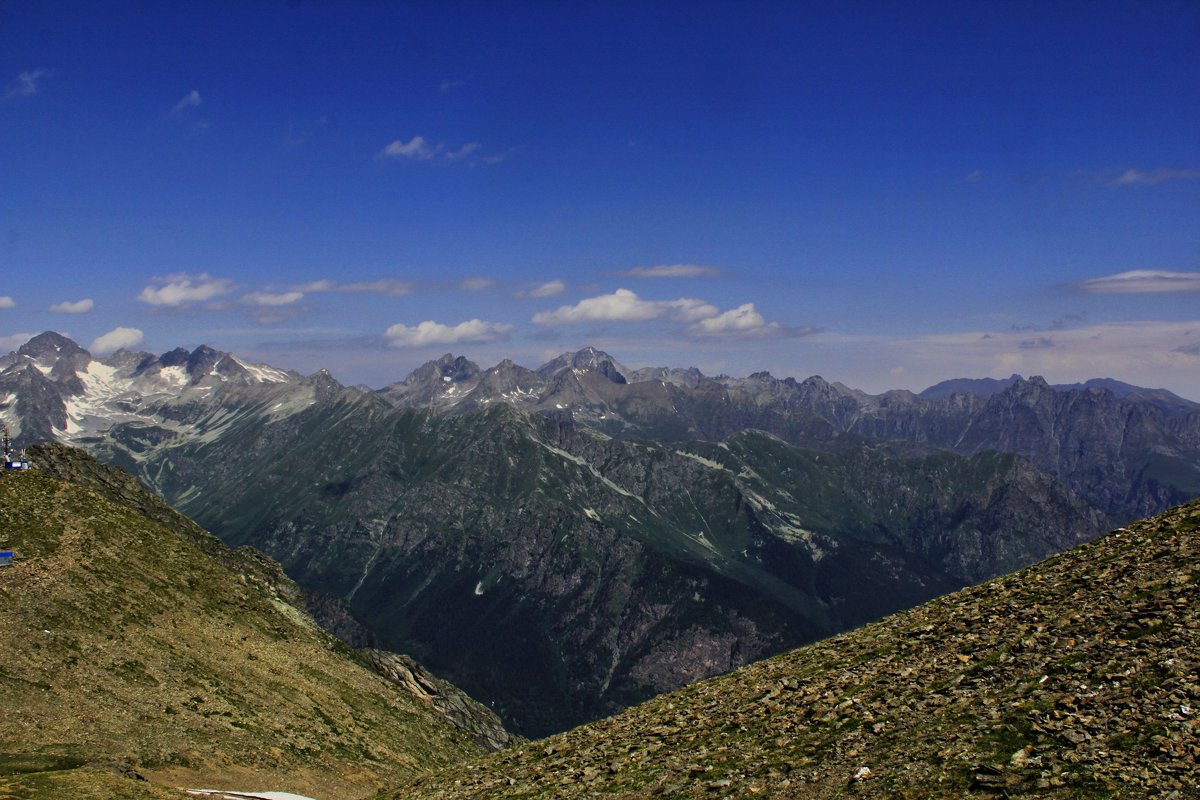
[101,349,153,374]
[185,344,223,381]
[303,367,343,391]
[593,358,627,385]
[16,331,89,362]
[156,347,191,368]
[11,331,90,395]
[405,354,481,385]
[536,347,629,381]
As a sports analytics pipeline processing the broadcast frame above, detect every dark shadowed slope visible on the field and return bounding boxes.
[394,499,1200,800]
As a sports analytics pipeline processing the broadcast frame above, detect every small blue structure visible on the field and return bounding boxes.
[0,552,12,567]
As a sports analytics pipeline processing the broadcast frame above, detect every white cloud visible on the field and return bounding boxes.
[384,319,516,348]
[690,303,774,336]
[89,326,144,355]
[446,143,482,161]
[172,89,202,113]
[459,277,495,291]
[0,296,14,309]
[294,280,336,292]
[49,298,94,314]
[481,149,514,165]
[243,291,304,306]
[1111,168,1200,186]
[1075,270,1200,294]
[0,332,36,351]
[966,169,984,182]
[138,273,235,306]
[533,288,664,325]
[379,136,489,163]
[516,280,567,299]
[617,264,721,279]
[531,288,725,328]
[666,298,720,322]
[7,69,50,98]
[380,136,439,160]
[341,279,415,296]
[294,279,415,297]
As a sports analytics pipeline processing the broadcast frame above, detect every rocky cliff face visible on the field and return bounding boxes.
[360,649,520,753]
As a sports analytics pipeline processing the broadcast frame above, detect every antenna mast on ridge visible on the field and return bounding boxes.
[2,428,31,471]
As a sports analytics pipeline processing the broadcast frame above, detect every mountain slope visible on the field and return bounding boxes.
[94,380,1106,736]
[0,333,1158,738]
[0,448,481,800]
[395,499,1200,799]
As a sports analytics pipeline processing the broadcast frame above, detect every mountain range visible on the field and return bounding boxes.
[3,331,1199,735]
[7,435,1197,798]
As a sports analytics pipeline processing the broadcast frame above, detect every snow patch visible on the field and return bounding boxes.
[186,791,317,800]
[533,438,646,505]
[675,450,730,472]
[583,507,601,522]
[233,357,292,383]
[159,365,188,386]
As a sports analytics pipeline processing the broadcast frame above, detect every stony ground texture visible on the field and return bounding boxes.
[393,500,1200,799]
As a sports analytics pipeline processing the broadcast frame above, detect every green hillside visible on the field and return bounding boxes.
[0,449,479,800]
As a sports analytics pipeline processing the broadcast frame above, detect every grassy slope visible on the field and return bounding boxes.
[393,499,1200,799]
[0,467,477,800]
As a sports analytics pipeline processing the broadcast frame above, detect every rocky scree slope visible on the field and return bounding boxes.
[395,499,1200,800]
[0,447,484,800]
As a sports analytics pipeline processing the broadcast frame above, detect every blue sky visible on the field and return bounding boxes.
[2,1,1199,397]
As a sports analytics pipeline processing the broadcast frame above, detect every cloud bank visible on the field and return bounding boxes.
[49,298,94,314]
[459,277,496,291]
[7,69,51,98]
[243,291,304,306]
[89,326,144,355]
[1075,270,1200,294]
[172,89,202,113]
[384,319,516,348]
[0,332,36,351]
[516,280,567,299]
[379,136,484,163]
[138,273,234,306]
[532,288,800,338]
[617,264,721,279]
[296,279,414,297]
[1110,168,1200,186]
